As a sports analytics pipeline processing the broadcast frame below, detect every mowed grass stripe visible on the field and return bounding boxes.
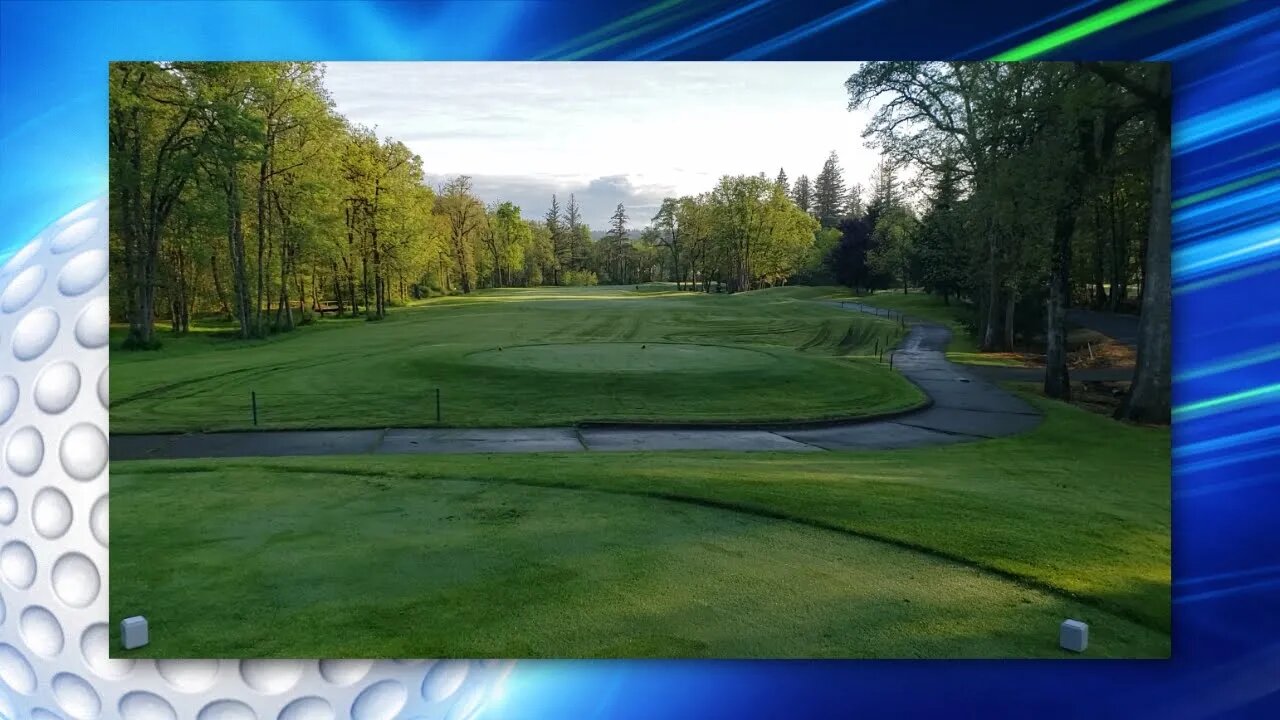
[111,285,920,433]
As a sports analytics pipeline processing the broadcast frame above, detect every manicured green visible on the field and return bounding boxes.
[111,285,922,432]
[112,393,1170,658]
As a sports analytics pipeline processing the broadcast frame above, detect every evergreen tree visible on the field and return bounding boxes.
[914,159,965,304]
[864,158,900,229]
[812,151,846,227]
[564,193,583,270]
[791,175,812,213]
[775,167,789,196]
[544,194,562,284]
[606,202,629,283]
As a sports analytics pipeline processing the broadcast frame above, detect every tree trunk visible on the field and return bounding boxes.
[1110,200,1128,311]
[1093,200,1107,308]
[1044,208,1075,401]
[224,170,252,339]
[211,250,232,319]
[329,261,341,314]
[372,230,384,318]
[1003,291,1016,351]
[362,252,371,315]
[1116,110,1172,424]
[256,158,269,330]
[981,237,1004,352]
[276,234,293,331]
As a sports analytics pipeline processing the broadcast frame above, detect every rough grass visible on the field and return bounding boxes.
[111,393,1170,659]
[111,286,921,432]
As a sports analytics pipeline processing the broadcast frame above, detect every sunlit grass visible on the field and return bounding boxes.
[111,285,922,432]
[112,392,1169,658]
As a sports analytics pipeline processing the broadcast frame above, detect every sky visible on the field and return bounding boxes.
[322,62,880,230]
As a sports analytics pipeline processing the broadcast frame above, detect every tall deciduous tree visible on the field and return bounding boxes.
[109,62,205,348]
[437,176,483,294]
[1087,62,1172,423]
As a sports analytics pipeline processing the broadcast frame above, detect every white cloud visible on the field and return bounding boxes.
[323,61,881,228]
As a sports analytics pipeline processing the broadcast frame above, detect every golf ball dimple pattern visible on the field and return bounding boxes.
[19,605,64,658]
[33,487,75,540]
[36,361,82,415]
[2,238,43,276]
[0,488,17,525]
[57,250,108,298]
[0,375,19,424]
[156,660,220,694]
[1,195,513,720]
[59,423,107,481]
[2,265,46,314]
[75,299,109,350]
[198,699,256,720]
[96,368,108,409]
[12,306,60,361]
[1,541,38,590]
[52,672,102,720]
[6,425,45,476]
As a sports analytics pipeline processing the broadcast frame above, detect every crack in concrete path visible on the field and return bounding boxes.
[110,302,1043,461]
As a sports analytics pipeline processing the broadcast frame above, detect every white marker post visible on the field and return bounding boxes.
[121,616,149,650]
[1059,619,1088,653]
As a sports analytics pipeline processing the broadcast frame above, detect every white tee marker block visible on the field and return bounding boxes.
[1060,619,1088,652]
[121,616,149,650]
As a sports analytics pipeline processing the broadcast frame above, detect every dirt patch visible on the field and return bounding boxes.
[1005,380,1132,418]
[1073,380,1132,416]
[1004,331,1136,371]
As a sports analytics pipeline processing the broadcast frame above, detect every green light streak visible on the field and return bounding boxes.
[560,4,708,60]
[991,0,1175,61]
[1174,382,1280,418]
[536,0,687,60]
[1173,169,1280,209]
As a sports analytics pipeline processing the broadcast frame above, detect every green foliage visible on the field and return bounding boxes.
[846,60,1166,380]
[867,206,918,292]
[812,151,846,227]
[561,269,599,286]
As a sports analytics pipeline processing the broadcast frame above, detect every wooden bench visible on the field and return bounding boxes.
[313,301,341,316]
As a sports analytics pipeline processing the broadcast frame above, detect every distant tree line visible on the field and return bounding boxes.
[108,61,823,348]
[110,60,1168,422]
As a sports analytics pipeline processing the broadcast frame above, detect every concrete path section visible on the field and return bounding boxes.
[109,301,1045,461]
[378,428,585,454]
[580,428,822,452]
[112,429,386,460]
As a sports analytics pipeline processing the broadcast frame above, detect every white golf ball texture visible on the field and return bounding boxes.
[0,197,513,719]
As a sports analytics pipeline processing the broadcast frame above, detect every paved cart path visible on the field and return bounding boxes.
[1067,307,1140,348]
[110,302,1048,461]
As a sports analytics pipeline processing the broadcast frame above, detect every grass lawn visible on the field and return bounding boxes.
[111,285,922,432]
[111,393,1170,658]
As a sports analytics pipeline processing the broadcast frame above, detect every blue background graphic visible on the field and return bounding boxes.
[2,1,1277,717]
